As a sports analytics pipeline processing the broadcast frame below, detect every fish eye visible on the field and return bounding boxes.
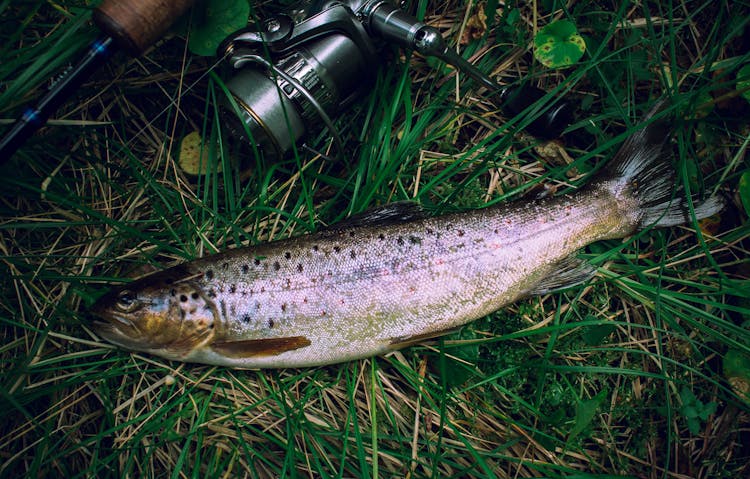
[115,290,139,313]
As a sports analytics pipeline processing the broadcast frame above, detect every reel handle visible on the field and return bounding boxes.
[93,0,196,55]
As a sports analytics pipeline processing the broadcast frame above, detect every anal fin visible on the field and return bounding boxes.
[388,326,461,350]
[211,336,311,358]
[526,256,597,296]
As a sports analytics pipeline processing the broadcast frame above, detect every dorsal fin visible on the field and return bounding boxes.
[325,201,427,231]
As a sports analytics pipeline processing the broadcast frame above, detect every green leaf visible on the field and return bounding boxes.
[679,386,716,433]
[505,8,520,26]
[687,417,701,435]
[738,64,750,103]
[441,328,481,387]
[582,321,616,346]
[568,390,606,442]
[533,20,586,68]
[698,401,717,420]
[739,170,750,217]
[188,0,250,56]
[682,405,699,418]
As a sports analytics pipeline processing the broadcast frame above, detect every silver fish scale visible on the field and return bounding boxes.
[184,191,621,367]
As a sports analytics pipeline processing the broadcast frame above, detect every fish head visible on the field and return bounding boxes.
[90,269,218,358]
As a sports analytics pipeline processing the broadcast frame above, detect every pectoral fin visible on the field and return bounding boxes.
[526,256,597,296]
[211,336,311,358]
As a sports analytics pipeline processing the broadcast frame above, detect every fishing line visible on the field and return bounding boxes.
[113,50,231,156]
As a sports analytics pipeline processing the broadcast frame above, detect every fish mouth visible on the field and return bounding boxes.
[90,308,146,351]
[93,319,151,352]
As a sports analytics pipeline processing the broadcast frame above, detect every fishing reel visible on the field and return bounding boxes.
[218,0,574,160]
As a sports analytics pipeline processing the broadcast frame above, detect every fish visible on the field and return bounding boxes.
[90,101,723,368]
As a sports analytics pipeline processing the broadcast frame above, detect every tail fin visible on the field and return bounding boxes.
[596,100,723,230]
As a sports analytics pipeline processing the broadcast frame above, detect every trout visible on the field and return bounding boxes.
[91,103,722,368]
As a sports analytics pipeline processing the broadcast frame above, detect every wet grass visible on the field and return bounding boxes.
[2,0,750,477]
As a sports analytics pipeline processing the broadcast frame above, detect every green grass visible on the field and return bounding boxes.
[2,0,750,477]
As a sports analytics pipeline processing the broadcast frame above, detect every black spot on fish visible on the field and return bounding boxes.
[312,245,319,252]
[426,227,434,235]
[180,309,186,320]
[350,250,356,259]
[170,289,176,297]
[191,292,199,300]
[494,229,499,234]
[378,233,385,240]
[284,252,291,259]
[220,300,227,319]
[333,245,341,253]
[297,264,304,272]
[180,294,188,302]
[206,270,214,280]
[397,237,404,246]
[303,297,308,303]
[242,264,249,274]
[409,235,421,245]
[189,306,197,314]
[268,319,274,328]
[222,262,228,270]
[281,303,287,312]
[230,284,236,294]
[321,310,327,317]
[349,231,355,237]
[255,302,261,310]
[208,289,216,298]
[457,229,465,237]
[260,287,266,293]
[254,258,261,266]
[273,261,280,271]
[240,314,251,324]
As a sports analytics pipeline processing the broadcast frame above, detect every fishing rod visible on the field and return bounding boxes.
[0,0,197,163]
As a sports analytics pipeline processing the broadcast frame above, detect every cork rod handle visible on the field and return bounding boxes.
[93,0,196,56]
